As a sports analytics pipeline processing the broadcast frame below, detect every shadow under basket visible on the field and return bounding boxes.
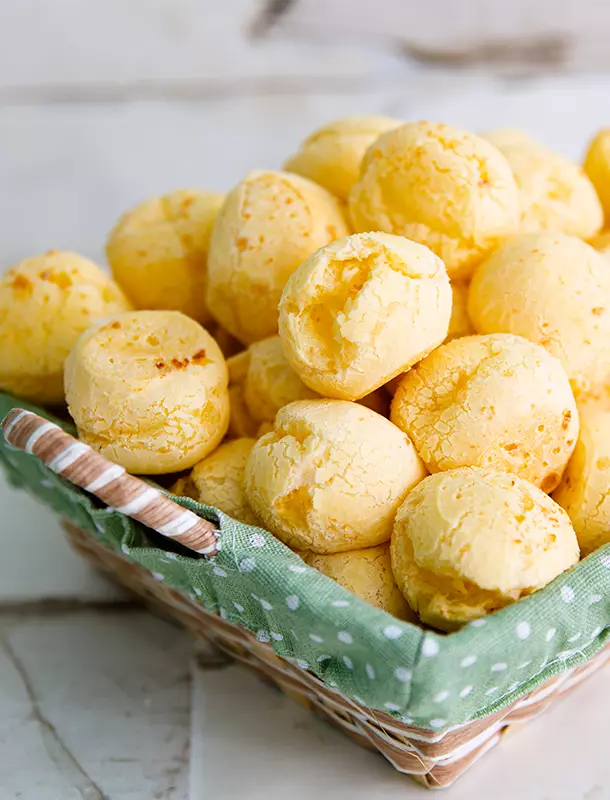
[2,402,610,790]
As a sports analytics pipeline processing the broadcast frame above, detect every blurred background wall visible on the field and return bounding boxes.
[1,0,610,267]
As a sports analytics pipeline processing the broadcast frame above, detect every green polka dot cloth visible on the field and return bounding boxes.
[1,391,609,731]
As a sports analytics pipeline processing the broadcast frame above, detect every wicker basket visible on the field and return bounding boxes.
[2,406,610,789]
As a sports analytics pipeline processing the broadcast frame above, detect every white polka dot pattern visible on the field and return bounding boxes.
[422,637,439,657]
[383,625,403,640]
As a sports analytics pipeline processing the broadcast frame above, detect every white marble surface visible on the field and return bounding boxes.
[1,5,610,793]
[0,609,191,799]
[1,604,609,799]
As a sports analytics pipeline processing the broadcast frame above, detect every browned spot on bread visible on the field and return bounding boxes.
[540,472,559,493]
[192,348,209,364]
[9,273,32,293]
[39,270,72,289]
[562,409,572,430]
[101,320,122,332]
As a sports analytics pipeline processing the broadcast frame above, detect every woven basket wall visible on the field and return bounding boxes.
[64,520,610,789]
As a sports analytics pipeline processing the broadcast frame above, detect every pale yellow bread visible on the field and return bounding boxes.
[584,129,610,224]
[383,283,475,397]
[348,121,520,281]
[446,281,474,342]
[0,250,131,404]
[390,333,578,492]
[284,115,402,201]
[171,438,258,525]
[226,339,318,438]
[302,545,416,621]
[468,232,610,398]
[383,281,473,398]
[391,466,579,631]
[486,140,602,238]
[226,336,390,438]
[245,399,427,553]
[65,310,229,474]
[553,402,610,555]
[243,336,319,428]
[206,170,349,345]
[279,232,451,400]
[107,189,224,324]
[226,351,259,438]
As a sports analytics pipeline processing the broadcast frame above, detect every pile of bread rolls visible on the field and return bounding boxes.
[3,119,610,633]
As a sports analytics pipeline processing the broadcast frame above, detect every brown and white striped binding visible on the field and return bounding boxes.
[1,408,219,556]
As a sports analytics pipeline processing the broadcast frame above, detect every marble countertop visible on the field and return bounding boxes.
[1,6,610,791]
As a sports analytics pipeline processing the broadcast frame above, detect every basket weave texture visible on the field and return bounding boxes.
[1,391,610,787]
[62,519,609,789]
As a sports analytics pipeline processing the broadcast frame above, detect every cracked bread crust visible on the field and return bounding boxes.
[245,399,427,553]
[391,466,579,630]
[390,333,578,491]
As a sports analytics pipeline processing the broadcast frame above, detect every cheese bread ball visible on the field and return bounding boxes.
[553,404,610,555]
[391,467,579,630]
[107,189,224,324]
[348,121,520,281]
[391,333,578,492]
[244,336,319,428]
[0,251,131,404]
[171,438,258,525]
[226,351,258,438]
[226,334,389,436]
[468,232,610,397]
[279,232,451,400]
[284,115,401,201]
[245,400,427,553]
[303,546,415,621]
[207,170,349,345]
[482,128,537,150]
[584,129,610,224]
[446,281,474,342]
[487,140,602,238]
[65,310,229,474]
[226,337,318,438]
